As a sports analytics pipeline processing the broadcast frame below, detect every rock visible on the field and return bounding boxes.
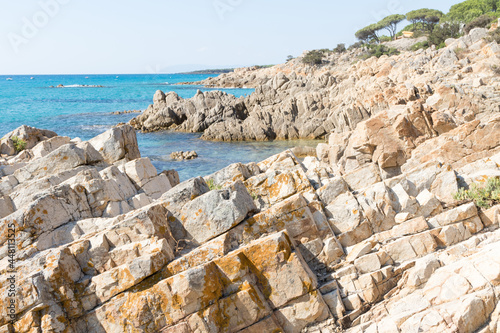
[431,111,457,134]
[180,180,257,243]
[354,253,382,274]
[0,196,14,218]
[427,202,478,229]
[153,89,166,103]
[416,189,442,218]
[346,241,373,262]
[438,48,458,67]
[204,162,251,188]
[88,124,140,163]
[325,192,363,234]
[170,151,198,160]
[473,77,484,87]
[0,125,57,156]
[161,169,180,187]
[274,291,329,333]
[343,164,382,191]
[123,158,158,188]
[317,176,349,205]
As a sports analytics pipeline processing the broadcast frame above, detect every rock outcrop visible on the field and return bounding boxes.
[130,28,500,142]
[2,28,500,333]
[3,105,500,332]
[170,151,198,160]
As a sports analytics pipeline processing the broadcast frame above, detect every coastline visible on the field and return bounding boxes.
[1,26,500,332]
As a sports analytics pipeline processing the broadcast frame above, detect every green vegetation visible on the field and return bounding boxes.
[445,0,500,23]
[406,9,444,32]
[286,55,294,62]
[254,64,275,69]
[492,64,500,74]
[361,44,399,59]
[334,43,346,53]
[379,14,406,40]
[355,23,384,43]
[250,191,259,200]
[428,22,462,49]
[464,14,498,33]
[379,35,393,43]
[185,68,234,74]
[487,28,500,43]
[206,179,222,191]
[302,50,327,65]
[302,0,500,66]
[411,40,430,51]
[355,14,406,43]
[11,136,26,152]
[453,177,500,209]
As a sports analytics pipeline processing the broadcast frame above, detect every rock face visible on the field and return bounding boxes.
[3,113,500,332]
[2,29,500,333]
[130,28,499,142]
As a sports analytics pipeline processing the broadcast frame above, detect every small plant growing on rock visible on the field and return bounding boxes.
[361,44,400,59]
[411,40,430,51]
[206,179,222,191]
[454,47,468,59]
[486,29,500,44]
[492,64,500,75]
[453,177,500,209]
[11,136,26,152]
[302,50,325,65]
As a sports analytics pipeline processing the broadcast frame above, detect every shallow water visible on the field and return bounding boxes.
[0,74,321,181]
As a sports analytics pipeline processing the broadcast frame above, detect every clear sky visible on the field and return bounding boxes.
[0,0,462,75]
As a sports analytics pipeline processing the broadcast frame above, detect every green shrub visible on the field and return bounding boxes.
[492,64,500,75]
[379,35,393,42]
[361,44,400,60]
[486,28,500,43]
[206,179,222,191]
[302,50,326,65]
[428,22,462,48]
[334,43,346,53]
[453,177,500,209]
[464,14,497,33]
[286,55,294,62]
[11,136,26,152]
[348,41,364,50]
[411,40,430,51]
[446,0,499,23]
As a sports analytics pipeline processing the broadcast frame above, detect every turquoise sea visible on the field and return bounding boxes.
[0,74,319,181]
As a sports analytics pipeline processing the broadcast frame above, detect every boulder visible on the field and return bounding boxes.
[180,181,257,243]
[0,125,57,156]
[89,124,140,163]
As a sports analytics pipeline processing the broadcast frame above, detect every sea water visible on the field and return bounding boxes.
[0,74,320,181]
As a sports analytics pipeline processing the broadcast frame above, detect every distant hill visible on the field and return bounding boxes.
[183,68,235,74]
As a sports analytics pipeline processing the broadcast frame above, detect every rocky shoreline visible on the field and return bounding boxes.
[0,27,499,333]
[130,28,499,143]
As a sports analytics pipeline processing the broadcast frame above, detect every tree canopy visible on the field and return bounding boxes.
[406,8,444,31]
[446,0,499,22]
[355,23,384,43]
[379,14,406,40]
